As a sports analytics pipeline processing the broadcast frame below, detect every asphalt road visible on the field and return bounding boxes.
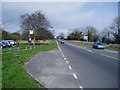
[58,41,118,88]
[24,41,119,88]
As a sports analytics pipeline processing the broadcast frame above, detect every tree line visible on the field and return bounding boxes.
[58,16,120,44]
[1,11,54,41]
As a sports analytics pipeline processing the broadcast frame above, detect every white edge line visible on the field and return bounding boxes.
[104,55,119,60]
[73,73,77,79]
[56,41,64,57]
[101,53,119,60]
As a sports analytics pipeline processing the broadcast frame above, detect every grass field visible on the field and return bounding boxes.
[2,40,57,88]
[67,40,119,51]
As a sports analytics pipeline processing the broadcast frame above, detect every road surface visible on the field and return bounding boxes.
[57,41,118,88]
[24,41,119,88]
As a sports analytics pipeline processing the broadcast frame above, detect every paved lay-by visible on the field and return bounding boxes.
[24,50,79,88]
[24,41,118,88]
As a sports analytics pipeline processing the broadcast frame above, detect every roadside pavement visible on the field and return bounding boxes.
[24,49,78,88]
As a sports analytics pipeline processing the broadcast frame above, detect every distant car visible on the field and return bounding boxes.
[7,40,16,46]
[2,41,12,47]
[60,40,65,44]
[93,42,105,49]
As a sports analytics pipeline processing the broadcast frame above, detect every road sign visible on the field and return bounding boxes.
[29,30,34,34]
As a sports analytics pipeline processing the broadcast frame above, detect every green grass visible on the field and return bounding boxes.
[105,45,119,51]
[68,40,92,47]
[3,44,29,51]
[2,40,57,88]
[67,40,119,51]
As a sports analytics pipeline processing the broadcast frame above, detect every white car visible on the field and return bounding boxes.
[7,40,16,46]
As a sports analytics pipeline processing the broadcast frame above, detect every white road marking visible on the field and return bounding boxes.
[88,50,92,53]
[56,41,65,59]
[64,57,66,60]
[66,61,68,64]
[56,41,61,51]
[67,43,88,51]
[61,52,65,58]
[104,49,118,53]
[101,54,119,60]
[79,86,83,90]
[68,65,72,69]
[73,73,78,79]
[104,55,118,60]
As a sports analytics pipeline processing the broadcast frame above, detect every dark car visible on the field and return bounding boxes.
[93,42,105,49]
[60,40,65,44]
[2,41,12,47]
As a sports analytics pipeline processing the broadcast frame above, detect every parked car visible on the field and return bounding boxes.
[0,41,6,48]
[93,42,105,49]
[2,41,12,47]
[7,40,16,46]
[0,43,2,48]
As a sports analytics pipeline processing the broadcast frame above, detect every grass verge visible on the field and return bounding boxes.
[2,40,57,88]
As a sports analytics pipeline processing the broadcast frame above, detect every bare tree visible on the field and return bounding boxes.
[20,11,52,42]
[109,17,120,43]
[101,17,120,44]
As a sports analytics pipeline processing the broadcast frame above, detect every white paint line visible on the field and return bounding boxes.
[104,55,119,60]
[68,65,72,69]
[79,86,83,90]
[64,57,66,60]
[67,43,89,51]
[66,61,68,64]
[62,53,65,58]
[101,53,119,60]
[88,50,92,53]
[73,73,77,79]
[56,41,65,59]
[104,49,118,54]
[56,41,61,51]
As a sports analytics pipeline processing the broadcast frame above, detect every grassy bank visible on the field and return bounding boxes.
[67,40,119,51]
[2,40,57,88]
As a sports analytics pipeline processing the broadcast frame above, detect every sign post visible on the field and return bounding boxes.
[28,30,33,45]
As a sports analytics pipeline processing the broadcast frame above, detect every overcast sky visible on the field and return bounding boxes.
[1,2,118,35]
